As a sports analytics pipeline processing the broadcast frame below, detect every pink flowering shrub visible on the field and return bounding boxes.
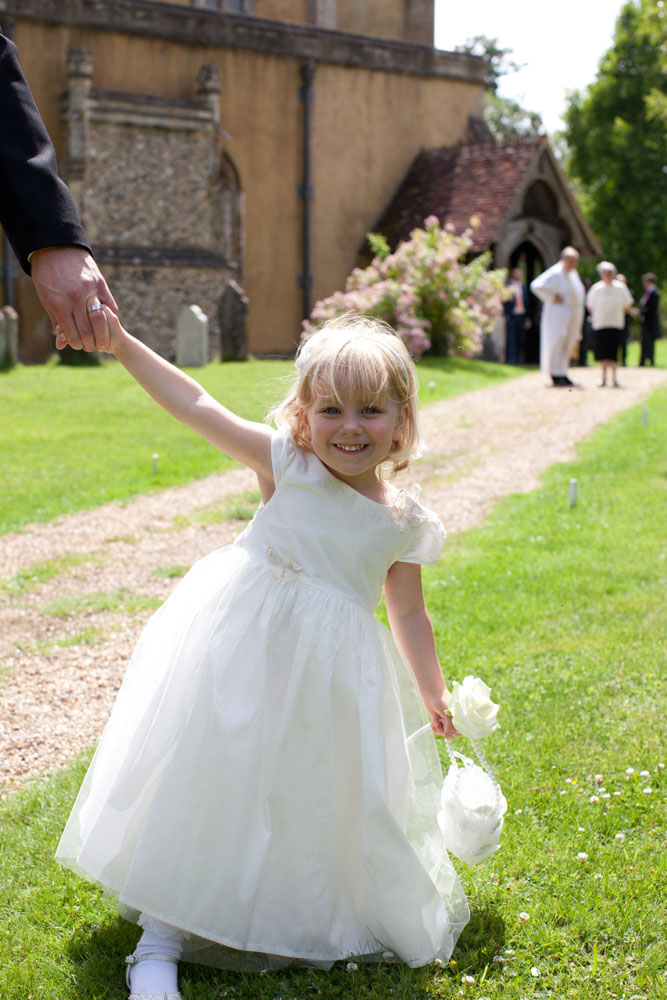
[304,216,507,359]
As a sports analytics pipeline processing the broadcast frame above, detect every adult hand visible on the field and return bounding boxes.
[30,246,118,351]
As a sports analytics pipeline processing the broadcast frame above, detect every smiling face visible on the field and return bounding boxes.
[303,392,406,492]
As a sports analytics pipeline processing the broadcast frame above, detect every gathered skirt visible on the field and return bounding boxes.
[56,543,469,970]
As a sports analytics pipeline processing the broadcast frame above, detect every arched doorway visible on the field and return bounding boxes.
[214,151,243,277]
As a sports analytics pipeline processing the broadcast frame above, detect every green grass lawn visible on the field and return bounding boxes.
[0,355,521,536]
[1,386,665,999]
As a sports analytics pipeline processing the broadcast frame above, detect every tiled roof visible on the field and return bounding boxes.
[373,138,546,251]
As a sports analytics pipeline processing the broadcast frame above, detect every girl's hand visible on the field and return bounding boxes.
[421,689,460,739]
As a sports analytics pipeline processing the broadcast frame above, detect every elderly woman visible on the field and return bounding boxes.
[586,261,633,387]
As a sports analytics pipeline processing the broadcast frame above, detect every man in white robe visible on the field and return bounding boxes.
[530,247,585,387]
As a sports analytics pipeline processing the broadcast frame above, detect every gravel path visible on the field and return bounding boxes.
[1,365,665,791]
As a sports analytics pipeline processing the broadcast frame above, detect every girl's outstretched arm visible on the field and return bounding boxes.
[384,561,459,738]
[73,303,274,483]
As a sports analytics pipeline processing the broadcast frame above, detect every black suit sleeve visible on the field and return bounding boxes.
[639,289,660,335]
[0,31,90,274]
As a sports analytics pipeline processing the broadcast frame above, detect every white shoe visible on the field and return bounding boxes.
[128,995,182,1000]
[125,951,182,1000]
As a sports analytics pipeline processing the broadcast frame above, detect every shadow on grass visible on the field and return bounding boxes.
[64,901,505,999]
[66,917,137,998]
[455,901,506,974]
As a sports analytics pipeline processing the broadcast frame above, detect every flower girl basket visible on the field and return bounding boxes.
[438,737,507,866]
[409,675,507,866]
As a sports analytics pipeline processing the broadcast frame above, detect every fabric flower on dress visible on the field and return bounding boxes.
[266,546,303,582]
[389,486,426,532]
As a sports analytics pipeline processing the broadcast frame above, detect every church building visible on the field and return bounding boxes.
[2,0,489,359]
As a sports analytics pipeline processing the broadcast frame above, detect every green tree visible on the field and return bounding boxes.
[563,0,666,292]
[454,35,524,94]
[455,35,542,140]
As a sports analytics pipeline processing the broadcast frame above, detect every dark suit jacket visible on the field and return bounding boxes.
[639,287,661,339]
[0,29,90,274]
[503,282,529,320]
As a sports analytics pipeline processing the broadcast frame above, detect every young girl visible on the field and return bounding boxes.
[56,308,469,999]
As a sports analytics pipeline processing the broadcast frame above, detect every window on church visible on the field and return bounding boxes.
[201,0,251,11]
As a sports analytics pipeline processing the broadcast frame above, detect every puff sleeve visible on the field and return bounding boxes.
[399,516,446,565]
[390,487,446,565]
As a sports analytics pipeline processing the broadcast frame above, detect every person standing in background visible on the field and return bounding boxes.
[615,274,633,366]
[586,261,633,388]
[503,267,530,365]
[638,272,660,367]
[530,247,585,387]
[0,27,116,351]
[577,277,593,367]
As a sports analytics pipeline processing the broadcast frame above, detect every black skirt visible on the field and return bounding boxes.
[593,326,622,361]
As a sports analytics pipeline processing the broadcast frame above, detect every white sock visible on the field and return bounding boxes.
[129,914,183,995]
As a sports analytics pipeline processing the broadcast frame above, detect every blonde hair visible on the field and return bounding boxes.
[271,315,421,476]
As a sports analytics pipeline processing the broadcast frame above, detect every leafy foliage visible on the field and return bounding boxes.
[563,0,667,291]
[455,35,543,140]
[305,217,508,359]
[484,92,543,143]
[454,35,524,95]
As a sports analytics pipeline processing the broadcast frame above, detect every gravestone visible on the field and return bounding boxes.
[218,280,248,361]
[176,305,209,367]
[2,307,19,366]
[0,310,7,367]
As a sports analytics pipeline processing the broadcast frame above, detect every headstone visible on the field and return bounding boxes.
[0,310,7,368]
[176,305,209,367]
[218,280,248,361]
[2,306,19,365]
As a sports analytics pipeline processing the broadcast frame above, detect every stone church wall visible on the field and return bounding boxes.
[58,48,240,359]
[2,0,484,358]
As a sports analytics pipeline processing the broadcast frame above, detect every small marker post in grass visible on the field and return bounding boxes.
[569,477,578,507]
[642,406,648,426]
[152,452,159,474]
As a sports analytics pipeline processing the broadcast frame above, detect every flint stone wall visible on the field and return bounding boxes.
[101,263,222,360]
[61,53,241,360]
[86,122,216,249]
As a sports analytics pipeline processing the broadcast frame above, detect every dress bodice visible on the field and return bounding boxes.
[235,426,445,612]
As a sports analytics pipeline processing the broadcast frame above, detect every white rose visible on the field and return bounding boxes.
[448,675,500,740]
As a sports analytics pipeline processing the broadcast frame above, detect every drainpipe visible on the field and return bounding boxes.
[298,62,316,322]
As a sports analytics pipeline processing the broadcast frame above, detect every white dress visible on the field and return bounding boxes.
[530,262,585,377]
[57,427,469,970]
